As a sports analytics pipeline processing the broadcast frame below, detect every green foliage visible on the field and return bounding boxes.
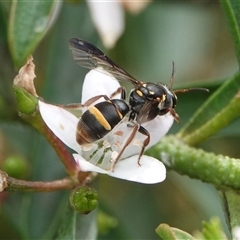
[220,189,240,229]
[156,218,227,240]
[156,223,196,240]
[178,72,240,145]
[97,211,118,236]
[151,135,240,189]
[8,1,61,68]
[220,0,240,66]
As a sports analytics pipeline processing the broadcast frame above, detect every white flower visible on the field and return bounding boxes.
[121,1,151,15]
[86,1,151,49]
[233,226,240,240]
[39,70,174,184]
[86,1,124,49]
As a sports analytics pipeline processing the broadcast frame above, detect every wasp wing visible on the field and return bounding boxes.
[136,101,159,124]
[69,38,139,86]
[81,118,144,170]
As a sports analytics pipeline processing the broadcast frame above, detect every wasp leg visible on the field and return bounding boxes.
[57,94,111,110]
[111,123,140,171]
[110,86,126,100]
[169,108,180,123]
[111,124,150,171]
[58,87,126,110]
[136,126,150,166]
[159,108,180,123]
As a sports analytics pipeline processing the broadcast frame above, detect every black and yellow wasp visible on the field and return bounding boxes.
[68,38,208,168]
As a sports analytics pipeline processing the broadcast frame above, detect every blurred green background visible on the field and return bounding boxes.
[0,1,238,239]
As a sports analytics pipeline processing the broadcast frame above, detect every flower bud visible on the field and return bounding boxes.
[2,155,29,179]
[13,87,38,115]
[70,186,98,214]
[13,56,38,115]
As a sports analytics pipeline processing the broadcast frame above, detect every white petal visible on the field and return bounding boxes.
[108,155,166,184]
[142,113,174,149]
[122,1,150,14]
[38,101,82,154]
[81,69,121,103]
[74,152,166,184]
[73,153,108,174]
[232,226,240,240]
[87,1,124,48]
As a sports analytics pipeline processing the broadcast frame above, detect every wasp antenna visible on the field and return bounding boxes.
[169,61,176,90]
[174,87,209,94]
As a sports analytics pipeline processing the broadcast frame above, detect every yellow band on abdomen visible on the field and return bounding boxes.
[89,107,112,130]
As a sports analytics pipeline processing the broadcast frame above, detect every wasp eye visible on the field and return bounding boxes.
[172,94,178,108]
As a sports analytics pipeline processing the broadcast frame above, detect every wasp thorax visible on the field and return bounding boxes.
[129,89,146,113]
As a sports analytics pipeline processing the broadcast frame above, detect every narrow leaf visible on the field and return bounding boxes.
[220,189,240,230]
[8,0,62,68]
[54,203,97,240]
[55,203,77,240]
[220,1,240,66]
[178,72,240,145]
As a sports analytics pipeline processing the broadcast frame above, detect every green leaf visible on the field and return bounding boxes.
[220,189,240,230]
[8,0,62,68]
[178,72,240,145]
[156,223,196,240]
[220,1,240,66]
[55,204,77,240]
[54,203,97,240]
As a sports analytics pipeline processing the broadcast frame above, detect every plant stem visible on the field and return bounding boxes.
[1,170,75,192]
[150,135,240,189]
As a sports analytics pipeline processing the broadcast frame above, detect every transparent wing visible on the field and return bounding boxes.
[81,118,145,171]
[136,101,156,123]
[69,38,139,86]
